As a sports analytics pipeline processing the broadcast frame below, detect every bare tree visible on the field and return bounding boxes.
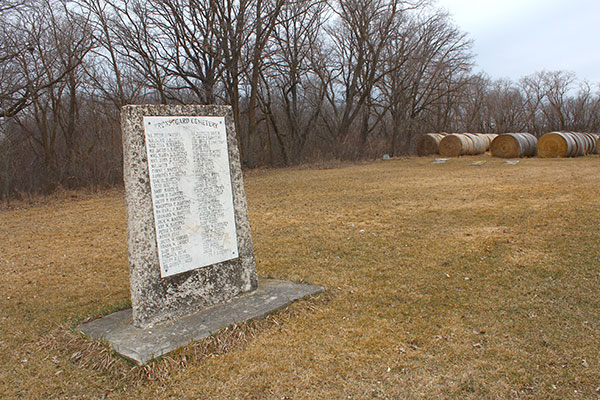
[453,74,489,133]
[10,1,94,189]
[212,0,253,156]
[0,1,91,118]
[241,0,288,165]
[154,0,228,104]
[485,79,526,133]
[519,72,547,135]
[323,0,413,158]
[258,0,328,164]
[0,0,24,13]
[75,0,141,107]
[377,9,472,154]
[0,2,36,117]
[566,81,600,132]
[374,12,419,154]
[541,70,575,131]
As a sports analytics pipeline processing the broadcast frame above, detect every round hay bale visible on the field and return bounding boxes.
[479,135,491,151]
[491,134,519,158]
[563,132,577,157]
[567,132,577,155]
[538,131,577,158]
[590,133,600,154]
[580,133,593,154]
[464,133,485,154]
[482,134,498,150]
[439,134,469,157]
[462,134,476,155]
[490,133,537,158]
[478,134,491,153]
[519,133,538,156]
[588,133,597,153]
[584,134,592,154]
[582,132,598,154]
[571,132,586,156]
[416,133,446,156]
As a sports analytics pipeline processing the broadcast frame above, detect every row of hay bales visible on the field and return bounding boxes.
[416,132,600,158]
[416,133,498,157]
[439,133,498,157]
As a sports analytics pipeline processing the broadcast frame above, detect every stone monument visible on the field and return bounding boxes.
[122,105,257,328]
[79,105,322,364]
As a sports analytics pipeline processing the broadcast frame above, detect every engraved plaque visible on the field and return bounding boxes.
[144,116,238,277]
[122,105,257,328]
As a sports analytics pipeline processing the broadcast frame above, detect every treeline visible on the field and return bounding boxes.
[1,0,599,199]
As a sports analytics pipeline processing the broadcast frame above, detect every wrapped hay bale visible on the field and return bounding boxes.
[416,133,447,156]
[537,131,598,158]
[438,133,490,157]
[463,133,486,155]
[481,134,498,149]
[537,132,573,158]
[439,134,471,157]
[490,133,537,158]
[582,133,599,154]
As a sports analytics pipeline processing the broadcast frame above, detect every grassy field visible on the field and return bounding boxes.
[0,155,599,399]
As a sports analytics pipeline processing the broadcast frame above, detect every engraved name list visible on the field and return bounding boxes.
[144,116,238,277]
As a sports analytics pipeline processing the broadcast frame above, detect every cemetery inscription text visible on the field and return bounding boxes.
[144,116,238,277]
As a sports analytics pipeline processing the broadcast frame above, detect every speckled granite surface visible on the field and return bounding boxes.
[121,105,257,328]
[80,279,324,365]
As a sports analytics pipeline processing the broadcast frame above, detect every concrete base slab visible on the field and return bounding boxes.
[79,279,323,365]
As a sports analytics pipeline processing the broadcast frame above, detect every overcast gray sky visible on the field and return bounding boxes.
[435,0,600,85]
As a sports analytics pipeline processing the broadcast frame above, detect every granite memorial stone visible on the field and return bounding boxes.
[121,105,257,328]
[79,104,323,364]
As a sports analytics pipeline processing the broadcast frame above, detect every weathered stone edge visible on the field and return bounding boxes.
[79,279,324,365]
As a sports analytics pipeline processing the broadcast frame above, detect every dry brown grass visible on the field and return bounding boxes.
[1,155,599,399]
